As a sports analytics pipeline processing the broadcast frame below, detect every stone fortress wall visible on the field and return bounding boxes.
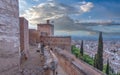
[29,29,39,45]
[40,36,71,52]
[19,17,29,58]
[0,0,19,56]
[37,20,71,52]
[0,0,19,73]
[29,20,71,52]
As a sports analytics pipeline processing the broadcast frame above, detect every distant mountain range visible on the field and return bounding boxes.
[72,36,120,41]
[76,21,120,26]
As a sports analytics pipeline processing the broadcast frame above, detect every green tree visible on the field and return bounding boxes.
[96,32,103,71]
[117,73,120,75]
[94,54,97,67]
[71,45,80,58]
[106,59,110,75]
[80,40,84,56]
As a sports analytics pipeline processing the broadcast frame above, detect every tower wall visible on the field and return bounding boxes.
[37,20,54,36]
[0,0,19,73]
[20,17,29,57]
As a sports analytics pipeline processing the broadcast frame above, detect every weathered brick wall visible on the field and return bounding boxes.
[0,0,19,54]
[19,17,29,56]
[40,36,71,52]
[55,49,105,75]
[0,0,19,73]
[29,29,39,45]
[37,20,54,36]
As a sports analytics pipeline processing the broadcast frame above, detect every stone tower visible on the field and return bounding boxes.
[0,0,19,73]
[20,17,29,58]
[37,20,54,36]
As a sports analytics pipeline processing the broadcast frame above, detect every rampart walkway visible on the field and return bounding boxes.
[20,46,67,75]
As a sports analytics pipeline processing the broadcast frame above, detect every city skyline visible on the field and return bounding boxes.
[19,0,120,40]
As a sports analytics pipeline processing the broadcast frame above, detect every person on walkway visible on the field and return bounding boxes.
[41,41,45,55]
[37,43,41,54]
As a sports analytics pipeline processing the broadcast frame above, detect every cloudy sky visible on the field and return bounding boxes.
[19,0,120,40]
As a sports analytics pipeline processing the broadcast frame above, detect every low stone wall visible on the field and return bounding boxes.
[55,48,105,75]
[57,54,85,75]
